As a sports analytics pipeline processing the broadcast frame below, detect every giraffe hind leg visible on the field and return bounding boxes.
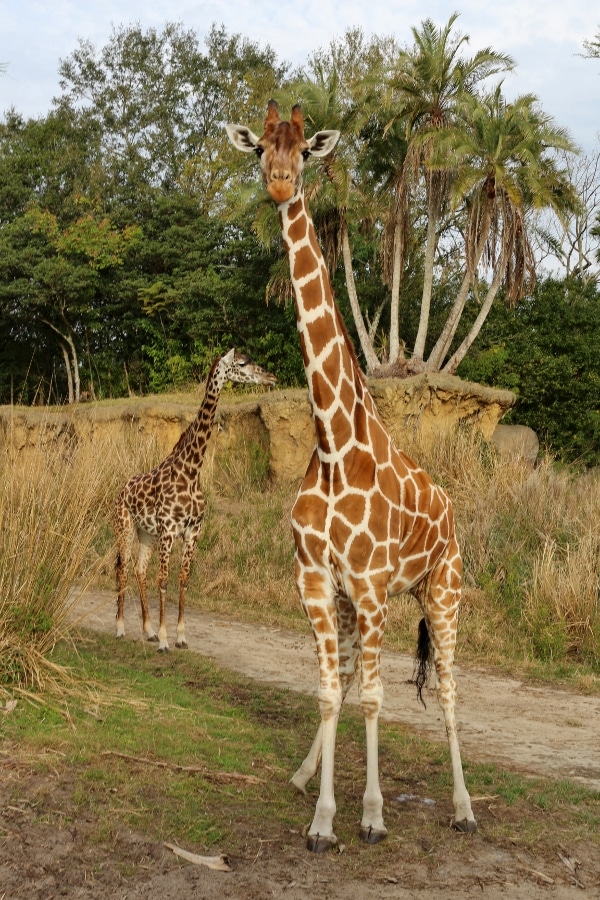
[115,506,135,639]
[355,590,387,845]
[421,551,476,833]
[134,534,159,643]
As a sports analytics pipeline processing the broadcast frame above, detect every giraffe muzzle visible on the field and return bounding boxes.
[267,177,296,203]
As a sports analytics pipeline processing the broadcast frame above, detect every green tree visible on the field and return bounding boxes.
[581,26,600,59]
[458,277,600,465]
[0,109,117,403]
[23,204,141,401]
[123,192,303,392]
[58,23,288,212]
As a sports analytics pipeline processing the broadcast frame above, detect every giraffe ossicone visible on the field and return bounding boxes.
[113,349,276,652]
[225,101,476,850]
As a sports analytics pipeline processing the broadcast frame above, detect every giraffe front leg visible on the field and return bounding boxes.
[357,598,387,844]
[300,590,342,852]
[306,691,340,853]
[156,533,174,652]
[291,594,359,795]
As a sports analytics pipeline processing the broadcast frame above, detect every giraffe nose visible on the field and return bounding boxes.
[270,169,292,183]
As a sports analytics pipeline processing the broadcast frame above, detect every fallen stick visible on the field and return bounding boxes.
[164,842,231,871]
[101,750,265,783]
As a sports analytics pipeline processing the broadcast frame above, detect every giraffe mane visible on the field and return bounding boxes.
[332,298,368,390]
[165,355,222,459]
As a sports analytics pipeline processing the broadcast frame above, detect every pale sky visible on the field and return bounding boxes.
[1,1,599,154]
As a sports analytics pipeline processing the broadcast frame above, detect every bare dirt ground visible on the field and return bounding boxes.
[2,589,599,899]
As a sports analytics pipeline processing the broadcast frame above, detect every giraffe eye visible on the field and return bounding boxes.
[254,146,264,158]
[301,149,311,161]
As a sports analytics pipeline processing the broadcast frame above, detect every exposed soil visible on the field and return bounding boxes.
[1,589,599,899]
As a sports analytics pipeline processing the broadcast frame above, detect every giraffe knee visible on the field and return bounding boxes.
[317,687,342,720]
[358,681,383,718]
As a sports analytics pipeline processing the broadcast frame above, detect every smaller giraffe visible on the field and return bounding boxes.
[114,348,276,651]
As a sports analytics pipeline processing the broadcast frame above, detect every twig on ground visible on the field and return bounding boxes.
[164,842,231,871]
[101,750,266,784]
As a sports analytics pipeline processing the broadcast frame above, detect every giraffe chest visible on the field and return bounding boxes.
[291,454,453,596]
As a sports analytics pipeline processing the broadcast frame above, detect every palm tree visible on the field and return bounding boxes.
[384,13,514,369]
[424,87,577,373]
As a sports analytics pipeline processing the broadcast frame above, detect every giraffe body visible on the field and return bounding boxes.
[225,103,475,849]
[114,349,275,651]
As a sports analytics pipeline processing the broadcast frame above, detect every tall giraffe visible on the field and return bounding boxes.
[225,102,476,850]
[114,348,276,652]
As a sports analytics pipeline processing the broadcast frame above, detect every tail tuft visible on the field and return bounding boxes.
[413,617,432,708]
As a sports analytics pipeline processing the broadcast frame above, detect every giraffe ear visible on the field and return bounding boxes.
[222,348,236,364]
[306,130,340,158]
[224,124,261,153]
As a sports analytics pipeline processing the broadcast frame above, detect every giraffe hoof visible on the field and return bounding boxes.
[306,833,337,853]
[290,773,308,795]
[157,646,169,654]
[453,818,477,834]
[146,634,159,643]
[359,825,387,844]
[175,640,188,650]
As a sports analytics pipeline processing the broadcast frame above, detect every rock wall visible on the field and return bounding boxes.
[0,373,515,483]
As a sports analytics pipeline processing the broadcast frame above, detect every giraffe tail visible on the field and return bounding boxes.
[413,617,433,708]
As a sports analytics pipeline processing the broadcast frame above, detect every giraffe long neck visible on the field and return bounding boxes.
[168,367,223,474]
[280,190,368,459]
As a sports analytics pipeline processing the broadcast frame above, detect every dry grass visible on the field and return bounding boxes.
[0,420,166,702]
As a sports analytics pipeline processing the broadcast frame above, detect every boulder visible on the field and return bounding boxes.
[491,423,540,468]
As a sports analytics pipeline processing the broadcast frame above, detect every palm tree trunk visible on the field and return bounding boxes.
[412,214,437,361]
[427,205,492,370]
[442,248,507,374]
[341,223,380,373]
[387,225,403,365]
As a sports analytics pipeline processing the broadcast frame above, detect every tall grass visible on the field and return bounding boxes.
[0,425,131,700]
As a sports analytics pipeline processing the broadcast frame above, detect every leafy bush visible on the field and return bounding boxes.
[458,278,600,466]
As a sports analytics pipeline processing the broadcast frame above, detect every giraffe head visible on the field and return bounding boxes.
[225,100,340,203]
[216,348,277,388]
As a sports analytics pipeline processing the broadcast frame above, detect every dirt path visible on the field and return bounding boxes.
[74,590,600,792]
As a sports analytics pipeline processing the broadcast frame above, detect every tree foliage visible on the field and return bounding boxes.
[458,278,600,466]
